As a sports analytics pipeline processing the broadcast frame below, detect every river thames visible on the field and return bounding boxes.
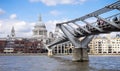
[0,55,120,71]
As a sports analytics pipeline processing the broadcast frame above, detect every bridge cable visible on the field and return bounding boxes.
[82,20,104,32]
[96,16,120,29]
[72,22,91,34]
[61,24,77,37]
[67,24,83,35]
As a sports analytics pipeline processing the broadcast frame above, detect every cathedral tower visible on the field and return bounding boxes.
[32,15,47,41]
[11,26,15,38]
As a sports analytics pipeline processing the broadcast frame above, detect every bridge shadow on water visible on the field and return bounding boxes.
[49,55,120,71]
[50,55,90,71]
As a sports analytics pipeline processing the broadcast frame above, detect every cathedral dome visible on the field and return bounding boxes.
[32,15,47,40]
[35,15,46,28]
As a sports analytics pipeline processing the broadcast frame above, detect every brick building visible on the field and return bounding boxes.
[0,38,47,53]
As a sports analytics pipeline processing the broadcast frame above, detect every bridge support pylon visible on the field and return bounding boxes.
[48,49,53,56]
[72,48,88,62]
[58,25,94,62]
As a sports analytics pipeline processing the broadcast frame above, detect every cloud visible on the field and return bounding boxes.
[50,10,61,16]
[0,17,67,38]
[0,14,68,38]
[0,19,35,38]
[45,19,69,32]
[0,8,5,15]
[29,0,87,6]
[45,20,58,32]
[29,0,40,2]
[0,17,119,38]
[10,14,17,19]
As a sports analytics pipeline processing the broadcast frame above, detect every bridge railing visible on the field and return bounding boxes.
[82,13,120,33]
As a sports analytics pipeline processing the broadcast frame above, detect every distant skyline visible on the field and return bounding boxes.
[0,0,118,37]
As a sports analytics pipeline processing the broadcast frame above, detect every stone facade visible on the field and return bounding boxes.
[89,34,120,54]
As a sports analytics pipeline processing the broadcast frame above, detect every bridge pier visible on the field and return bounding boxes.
[72,48,88,62]
[48,50,53,56]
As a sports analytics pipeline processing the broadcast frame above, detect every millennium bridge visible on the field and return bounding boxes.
[45,0,120,62]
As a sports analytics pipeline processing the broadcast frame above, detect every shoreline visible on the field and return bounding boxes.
[0,53,120,56]
[0,53,48,56]
[89,53,120,56]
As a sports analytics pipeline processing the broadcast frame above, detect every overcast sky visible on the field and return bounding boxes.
[0,0,118,37]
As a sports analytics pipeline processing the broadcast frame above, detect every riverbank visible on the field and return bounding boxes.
[89,53,120,56]
[0,53,48,56]
[0,53,120,56]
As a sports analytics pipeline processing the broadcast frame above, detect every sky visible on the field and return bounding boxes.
[0,0,118,38]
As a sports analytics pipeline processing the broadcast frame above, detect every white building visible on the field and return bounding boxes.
[32,16,47,42]
[4,48,14,53]
[89,34,120,54]
[3,27,16,53]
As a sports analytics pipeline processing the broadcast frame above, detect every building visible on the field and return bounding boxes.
[32,15,47,43]
[52,42,73,55]
[3,26,16,53]
[89,34,120,54]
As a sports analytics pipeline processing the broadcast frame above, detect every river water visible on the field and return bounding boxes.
[0,55,120,71]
